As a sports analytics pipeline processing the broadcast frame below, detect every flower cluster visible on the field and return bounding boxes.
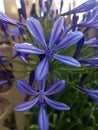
[1,0,98,130]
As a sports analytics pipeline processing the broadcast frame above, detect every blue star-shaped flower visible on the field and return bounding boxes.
[14,79,70,130]
[14,16,83,81]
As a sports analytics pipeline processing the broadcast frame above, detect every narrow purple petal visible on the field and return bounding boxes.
[79,57,98,65]
[20,0,27,19]
[16,80,39,96]
[14,43,45,54]
[9,26,21,37]
[78,86,98,103]
[53,54,81,67]
[77,5,98,29]
[62,25,71,36]
[29,70,35,86]
[62,0,97,15]
[60,0,64,14]
[45,80,65,96]
[0,12,17,25]
[38,105,49,130]
[41,5,47,18]
[45,97,70,111]
[49,16,64,48]
[26,17,47,48]
[79,74,87,86]
[73,37,84,58]
[0,80,8,86]
[38,78,46,91]
[92,45,98,48]
[45,0,52,14]
[39,0,43,9]
[35,57,49,81]
[84,37,96,45]
[14,97,39,111]
[72,14,79,26]
[53,31,83,51]
[20,55,28,63]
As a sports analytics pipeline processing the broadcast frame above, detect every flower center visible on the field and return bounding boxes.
[46,48,53,59]
[39,91,45,104]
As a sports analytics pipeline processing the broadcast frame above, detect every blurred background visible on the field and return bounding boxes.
[0,0,87,19]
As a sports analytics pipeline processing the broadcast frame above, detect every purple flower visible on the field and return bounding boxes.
[62,0,97,16]
[14,16,83,81]
[76,4,98,29]
[14,79,70,130]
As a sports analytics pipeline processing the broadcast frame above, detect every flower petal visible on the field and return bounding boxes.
[78,86,98,103]
[45,0,52,13]
[62,25,71,36]
[62,0,97,15]
[0,12,17,25]
[35,57,49,81]
[79,57,98,66]
[26,17,47,48]
[38,105,49,130]
[53,31,83,51]
[77,5,98,29]
[14,43,45,54]
[73,37,84,58]
[20,0,27,19]
[84,38,96,45]
[60,0,64,14]
[53,54,81,67]
[20,55,28,63]
[14,97,39,111]
[79,74,87,86]
[45,80,65,96]
[45,97,70,111]
[0,80,8,86]
[38,78,46,92]
[16,80,39,96]
[49,16,64,48]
